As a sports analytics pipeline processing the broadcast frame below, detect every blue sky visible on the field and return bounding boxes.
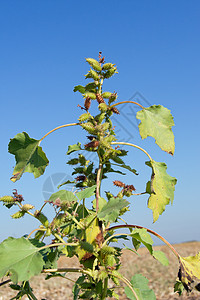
[0,1,200,245]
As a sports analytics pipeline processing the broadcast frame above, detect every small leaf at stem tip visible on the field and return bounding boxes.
[66,142,82,155]
[9,132,49,182]
[136,105,175,155]
[73,85,86,94]
[146,160,177,222]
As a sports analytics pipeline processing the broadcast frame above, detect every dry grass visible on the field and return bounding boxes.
[0,241,200,299]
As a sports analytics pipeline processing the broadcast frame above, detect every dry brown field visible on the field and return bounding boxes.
[1,241,200,300]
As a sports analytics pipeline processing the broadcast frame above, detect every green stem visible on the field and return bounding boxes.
[26,227,46,239]
[39,242,79,251]
[111,142,152,161]
[42,267,91,276]
[111,274,139,300]
[107,224,180,259]
[53,233,69,245]
[38,202,47,214]
[96,162,103,213]
[102,277,108,299]
[102,233,131,248]
[39,123,79,143]
[110,100,144,110]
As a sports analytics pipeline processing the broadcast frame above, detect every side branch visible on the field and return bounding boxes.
[110,101,144,110]
[111,142,152,161]
[107,224,179,259]
[96,162,103,212]
[39,123,79,143]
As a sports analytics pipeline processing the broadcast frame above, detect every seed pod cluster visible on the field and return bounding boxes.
[113,180,125,188]
[84,97,91,111]
[96,93,106,104]
[13,189,24,202]
[75,175,86,181]
[84,140,99,149]
[111,106,120,114]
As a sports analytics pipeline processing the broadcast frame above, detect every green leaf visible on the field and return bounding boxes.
[130,228,154,254]
[97,197,129,223]
[153,250,169,266]
[76,185,96,200]
[0,237,44,283]
[136,105,175,155]
[67,142,82,155]
[178,252,200,291]
[48,190,77,204]
[8,132,49,182]
[125,274,156,300]
[92,197,107,212]
[73,85,86,93]
[146,160,177,222]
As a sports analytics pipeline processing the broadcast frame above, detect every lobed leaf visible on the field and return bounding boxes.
[48,190,77,204]
[97,197,129,223]
[178,252,200,291]
[0,237,44,283]
[76,185,96,200]
[9,132,49,182]
[136,105,175,155]
[125,273,156,300]
[146,160,177,222]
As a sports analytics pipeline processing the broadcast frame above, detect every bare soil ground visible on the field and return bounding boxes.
[1,241,200,300]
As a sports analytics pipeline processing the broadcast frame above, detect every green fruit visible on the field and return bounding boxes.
[0,196,15,203]
[78,112,91,122]
[21,204,35,211]
[86,58,102,71]
[84,92,96,100]
[85,69,99,81]
[102,63,115,70]
[102,92,112,98]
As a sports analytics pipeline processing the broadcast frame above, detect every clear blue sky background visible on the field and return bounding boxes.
[0,1,200,245]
